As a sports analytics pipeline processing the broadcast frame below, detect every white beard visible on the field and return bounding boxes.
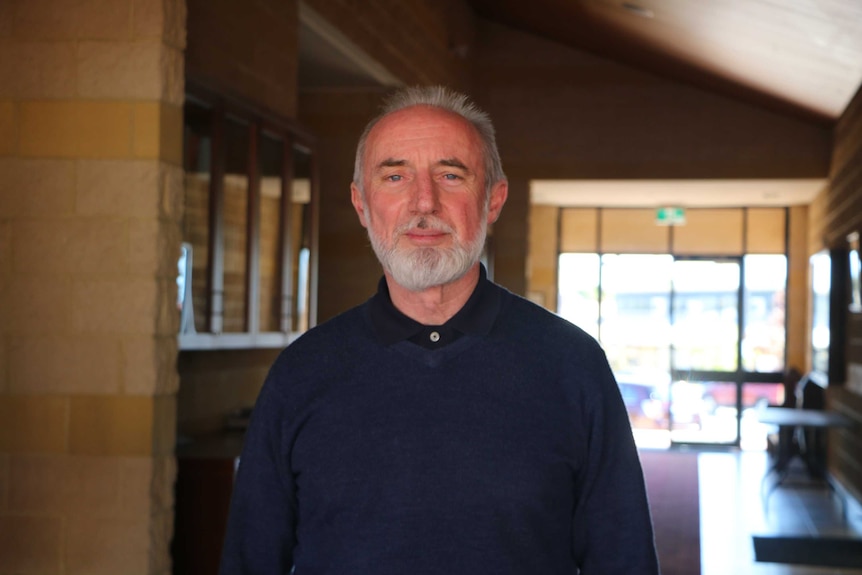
[365,211,487,292]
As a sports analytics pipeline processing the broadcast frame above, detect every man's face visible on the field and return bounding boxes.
[350,105,507,291]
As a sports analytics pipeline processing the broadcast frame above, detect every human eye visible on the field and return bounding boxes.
[442,173,461,181]
[385,174,403,182]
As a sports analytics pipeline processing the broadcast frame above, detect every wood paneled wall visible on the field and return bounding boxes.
[185,0,299,119]
[475,22,831,181]
[302,0,475,91]
[822,85,862,503]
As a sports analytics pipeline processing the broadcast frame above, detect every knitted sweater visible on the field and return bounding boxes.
[219,283,659,575]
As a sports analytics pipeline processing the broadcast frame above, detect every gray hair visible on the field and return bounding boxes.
[352,86,506,199]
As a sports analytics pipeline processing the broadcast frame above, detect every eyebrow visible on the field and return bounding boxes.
[376,158,407,170]
[438,158,470,172]
[373,157,473,173]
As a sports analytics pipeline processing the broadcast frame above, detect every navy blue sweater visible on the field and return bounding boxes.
[219,283,658,574]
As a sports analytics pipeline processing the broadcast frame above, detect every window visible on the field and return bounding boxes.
[178,91,317,349]
[741,254,787,372]
[558,250,788,448]
[557,253,600,340]
[810,250,831,379]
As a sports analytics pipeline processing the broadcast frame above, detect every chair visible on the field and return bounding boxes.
[765,367,802,460]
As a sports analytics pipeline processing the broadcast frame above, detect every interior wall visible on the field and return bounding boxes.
[820,84,862,503]
[185,0,299,119]
[176,349,279,436]
[0,1,186,572]
[474,22,831,181]
[787,206,810,372]
[302,0,476,91]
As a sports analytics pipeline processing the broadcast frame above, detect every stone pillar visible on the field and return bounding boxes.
[0,1,185,573]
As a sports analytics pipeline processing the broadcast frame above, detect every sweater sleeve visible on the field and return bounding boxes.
[570,351,660,574]
[219,371,297,575]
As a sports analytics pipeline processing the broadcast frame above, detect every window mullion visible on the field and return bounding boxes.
[246,122,261,334]
[208,106,226,334]
[279,138,296,333]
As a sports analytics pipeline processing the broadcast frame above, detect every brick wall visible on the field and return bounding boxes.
[0,1,185,573]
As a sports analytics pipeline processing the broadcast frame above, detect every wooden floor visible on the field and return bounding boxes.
[699,450,862,575]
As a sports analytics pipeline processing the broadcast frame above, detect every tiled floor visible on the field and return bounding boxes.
[699,449,862,574]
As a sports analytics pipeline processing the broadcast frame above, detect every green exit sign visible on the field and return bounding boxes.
[656,206,686,226]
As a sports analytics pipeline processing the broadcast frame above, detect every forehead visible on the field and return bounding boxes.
[364,105,484,164]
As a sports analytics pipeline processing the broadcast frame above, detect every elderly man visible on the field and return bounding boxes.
[219,86,659,574]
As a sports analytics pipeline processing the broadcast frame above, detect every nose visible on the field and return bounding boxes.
[410,173,440,214]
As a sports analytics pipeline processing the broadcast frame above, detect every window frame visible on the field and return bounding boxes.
[178,84,319,350]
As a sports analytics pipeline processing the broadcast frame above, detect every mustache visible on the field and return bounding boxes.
[394,216,455,236]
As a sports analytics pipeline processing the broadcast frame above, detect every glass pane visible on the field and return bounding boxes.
[672,260,740,372]
[291,146,313,333]
[182,101,212,334]
[557,253,600,339]
[598,254,674,447]
[669,379,733,444]
[850,233,862,312]
[601,254,673,375]
[738,382,789,450]
[222,117,250,333]
[742,255,786,372]
[258,133,284,333]
[810,251,831,376]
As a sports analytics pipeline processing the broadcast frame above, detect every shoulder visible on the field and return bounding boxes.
[284,304,370,357]
[490,286,615,398]
[495,286,602,352]
[262,303,373,393]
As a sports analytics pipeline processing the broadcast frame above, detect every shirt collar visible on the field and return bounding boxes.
[368,264,500,346]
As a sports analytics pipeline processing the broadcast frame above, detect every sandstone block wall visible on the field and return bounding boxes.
[0,1,185,573]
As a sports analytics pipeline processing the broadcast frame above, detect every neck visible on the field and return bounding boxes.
[385,263,481,325]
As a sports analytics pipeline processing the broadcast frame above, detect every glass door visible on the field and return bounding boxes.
[669,258,741,445]
[598,254,674,448]
[559,252,788,449]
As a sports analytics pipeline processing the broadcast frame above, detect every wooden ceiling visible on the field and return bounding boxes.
[466,0,862,125]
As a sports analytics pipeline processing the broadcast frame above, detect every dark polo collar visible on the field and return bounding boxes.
[368,264,500,349]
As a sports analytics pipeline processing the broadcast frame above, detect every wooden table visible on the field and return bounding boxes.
[756,407,855,513]
[757,407,853,429]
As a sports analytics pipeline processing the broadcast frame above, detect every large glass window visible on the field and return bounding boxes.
[179,91,318,349]
[558,250,788,449]
[557,253,600,339]
[810,250,831,378]
[601,254,673,377]
[672,259,740,372]
[742,255,787,372]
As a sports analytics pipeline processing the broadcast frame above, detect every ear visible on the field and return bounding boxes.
[350,182,369,229]
[486,180,508,225]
